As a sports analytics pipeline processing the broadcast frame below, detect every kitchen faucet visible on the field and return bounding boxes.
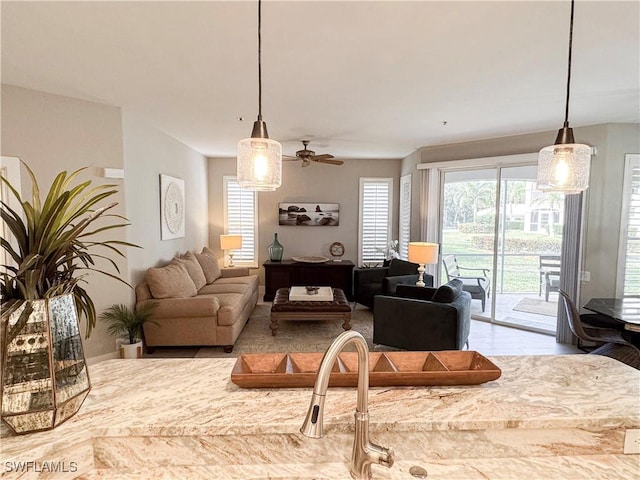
[300,330,394,480]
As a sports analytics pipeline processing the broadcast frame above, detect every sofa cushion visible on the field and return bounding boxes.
[387,258,419,277]
[432,279,464,303]
[195,247,221,284]
[146,262,198,299]
[176,251,207,290]
[208,293,246,326]
[198,283,250,295]
[213,275,259,289]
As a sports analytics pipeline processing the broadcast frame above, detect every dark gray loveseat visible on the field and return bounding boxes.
[373,279,471,351]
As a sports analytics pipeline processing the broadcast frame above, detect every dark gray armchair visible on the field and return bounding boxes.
[353,258,433,309]
[373,279,471,351]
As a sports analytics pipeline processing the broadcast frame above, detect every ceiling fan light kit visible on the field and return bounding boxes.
[237,0,282,191]
[537,0,591,194]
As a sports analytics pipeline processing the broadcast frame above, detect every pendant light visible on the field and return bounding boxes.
[237,0,282,191]
[537,0,591,194]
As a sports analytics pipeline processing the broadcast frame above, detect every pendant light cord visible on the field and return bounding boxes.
[563,0,575,126]
[257,0,263,121]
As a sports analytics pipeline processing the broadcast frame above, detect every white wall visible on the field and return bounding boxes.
[122,112,208,287]
[208,157,402,284]
[1,85,130,360]
[1,87,210,362]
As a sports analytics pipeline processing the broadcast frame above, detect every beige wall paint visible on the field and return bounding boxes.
[400,149,422,242]
[122,112,208,287]
[413,123,640,306]
[208,157,402,284]
[1,85,130,360]
[581,124,640,303]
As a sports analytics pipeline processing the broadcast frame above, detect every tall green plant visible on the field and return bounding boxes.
[0,162,136,337]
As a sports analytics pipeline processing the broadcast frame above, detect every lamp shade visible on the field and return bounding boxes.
[220,234,243,250]
[408,242,439,265]
[537,143,591,193]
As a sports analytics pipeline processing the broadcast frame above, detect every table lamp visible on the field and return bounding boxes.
[220,234,242,267]
[408,242,439,287]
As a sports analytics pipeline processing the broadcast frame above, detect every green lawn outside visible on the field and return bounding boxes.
[441,229,561,293]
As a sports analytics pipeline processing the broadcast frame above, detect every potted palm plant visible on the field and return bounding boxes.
[0,161,135,434]
[99,303,158,359]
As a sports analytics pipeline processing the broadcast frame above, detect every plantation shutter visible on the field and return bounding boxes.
[399,174,411,260]
[359,178,392,266]
[620,154,640,295]
[223,176,257,265]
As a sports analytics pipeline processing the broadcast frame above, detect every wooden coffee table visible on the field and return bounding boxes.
[269,287,352,336]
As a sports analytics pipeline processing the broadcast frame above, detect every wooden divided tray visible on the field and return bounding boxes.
[231,351,501,388]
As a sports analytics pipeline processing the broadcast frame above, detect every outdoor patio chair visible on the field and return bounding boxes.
[558,290,640,369]
[442,255,490,312]
[539,255,561,302]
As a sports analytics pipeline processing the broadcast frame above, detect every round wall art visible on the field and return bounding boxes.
[160,174,185,240]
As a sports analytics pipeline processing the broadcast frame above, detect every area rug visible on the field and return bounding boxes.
[193,304,376,358]
[512,297,559,317]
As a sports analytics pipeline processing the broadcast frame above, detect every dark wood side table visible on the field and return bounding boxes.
[263,260,355,302]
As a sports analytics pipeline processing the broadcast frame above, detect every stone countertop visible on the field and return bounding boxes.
[1,354,639,479]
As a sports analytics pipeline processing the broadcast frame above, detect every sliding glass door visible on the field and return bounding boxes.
[440,163,565,334]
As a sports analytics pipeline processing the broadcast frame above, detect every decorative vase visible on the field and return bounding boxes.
[1,294,91,434]
[268,233,284,262]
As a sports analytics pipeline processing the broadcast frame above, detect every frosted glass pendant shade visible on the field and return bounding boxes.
[537,143,591,194]
[237,137,282,191]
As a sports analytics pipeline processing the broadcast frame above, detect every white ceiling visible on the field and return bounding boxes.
[2,1,639,160]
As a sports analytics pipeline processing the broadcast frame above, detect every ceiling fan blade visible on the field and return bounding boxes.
[315,158,344,165]
[283,158,300,162]
[283,154,298,159]
[311,154,335,160]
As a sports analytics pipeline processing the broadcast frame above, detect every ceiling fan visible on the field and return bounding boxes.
[284,140,344,167]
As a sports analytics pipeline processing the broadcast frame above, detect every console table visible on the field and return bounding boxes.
[263,260,355,302]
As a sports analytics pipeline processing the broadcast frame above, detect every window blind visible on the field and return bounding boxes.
[223,176,257,265]
[359,178,392,266]
[622,155,640,295]
[399,174,411,260]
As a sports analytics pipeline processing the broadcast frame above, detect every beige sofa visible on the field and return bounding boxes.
[135,247,258,352]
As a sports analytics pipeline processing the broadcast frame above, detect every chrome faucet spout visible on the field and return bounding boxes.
[300,331,394,480]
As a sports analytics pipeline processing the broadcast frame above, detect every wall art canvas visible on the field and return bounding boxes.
[160,174,185,240]
[279,203,339,226]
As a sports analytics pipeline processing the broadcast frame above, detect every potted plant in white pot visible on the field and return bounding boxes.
[99,303,158,359]
[0,162,135,434]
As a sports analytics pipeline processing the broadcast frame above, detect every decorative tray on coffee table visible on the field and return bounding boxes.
[231,351,501,388]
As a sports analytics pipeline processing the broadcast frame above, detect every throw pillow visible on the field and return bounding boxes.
[146,262,198,299]
[195,247,221,284]
[387,258,419,277]
[432,279,464,303]
[176,251,207,290]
